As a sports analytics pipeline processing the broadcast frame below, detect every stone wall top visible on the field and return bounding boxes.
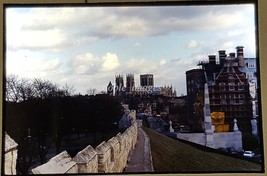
[31,151,77,174]
[74,145,97,164]
[5,132,18,153]
[95,142,110,154]
[129,110,136,121]
[107,136,119,147]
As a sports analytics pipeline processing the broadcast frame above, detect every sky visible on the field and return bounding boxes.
[5,4,256,95]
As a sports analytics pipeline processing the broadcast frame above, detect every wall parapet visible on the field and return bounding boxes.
[31,116,138,174]
[31,151,78,174]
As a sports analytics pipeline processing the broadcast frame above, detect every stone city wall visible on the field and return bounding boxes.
[4,133,18,175]
[213,131,243,151]
[31,111,138,174]
[176,133,206,146]
[176,131,243,151]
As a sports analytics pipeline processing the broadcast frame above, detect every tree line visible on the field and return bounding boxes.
[4,75,124,174]
[5,74,75,102]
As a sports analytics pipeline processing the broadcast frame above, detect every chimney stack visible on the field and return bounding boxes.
[218,50,227,67]
[236,46,245,67]
[229,52,235,58]
[208,55,216,65]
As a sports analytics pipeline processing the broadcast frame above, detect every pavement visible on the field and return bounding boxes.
[124,120,154,173]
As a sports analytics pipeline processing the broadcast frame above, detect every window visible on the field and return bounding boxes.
[248,62,255,68]
[239,99,245,104]
[238,82,244,90]
[230,99,235,105]
[246,72,254,79]
[219,83,225,91]
[221,99,227,105]
[229,82,235,91]
[220,94,226,99]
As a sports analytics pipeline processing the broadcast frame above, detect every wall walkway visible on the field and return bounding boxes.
[124,120,154,172]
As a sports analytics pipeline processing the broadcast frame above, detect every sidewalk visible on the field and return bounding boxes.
[124,120,154,173]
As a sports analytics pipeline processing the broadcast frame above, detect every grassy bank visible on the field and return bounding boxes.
[142,127,262,173]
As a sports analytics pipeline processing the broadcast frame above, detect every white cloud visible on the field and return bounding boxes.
[5,5,256,95]
[187,40,198,49]
[160,59,167,65]
[40,58,61,71]
[71,53,99,74]
[101,53,120,71]
[109,17,148,37]
[6,9,69,51]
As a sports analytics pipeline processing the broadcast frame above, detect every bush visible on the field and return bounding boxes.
[242,133,259,151]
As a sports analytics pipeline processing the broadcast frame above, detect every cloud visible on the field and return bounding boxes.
[40,58,61,71]
[71,53,100,74]
[160,59,167,65]
[187,40,198,49]
[5,5,256,95]
[101,53,120,71]
[6,5,254,52]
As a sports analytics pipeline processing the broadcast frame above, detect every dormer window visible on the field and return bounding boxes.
[229,82,235,91]
[238,82,244,90]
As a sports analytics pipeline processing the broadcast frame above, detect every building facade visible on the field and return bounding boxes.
[186,46,256,133]
[107,81,114,96]
[126,74,135,95]
[115,74,124,97]
[209,55,252,132]
[185,69,206,131]
[140,74,154,87]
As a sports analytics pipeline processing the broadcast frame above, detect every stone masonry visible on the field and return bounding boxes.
[4,133,18,175]
[31,151,78,174]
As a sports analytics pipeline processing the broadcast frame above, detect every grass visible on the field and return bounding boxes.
[142,127,262,173]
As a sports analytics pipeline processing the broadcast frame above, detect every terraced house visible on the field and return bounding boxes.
[186,46,257,133]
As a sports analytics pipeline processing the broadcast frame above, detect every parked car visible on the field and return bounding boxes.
[243,151,255,158]
[179,125,190,133]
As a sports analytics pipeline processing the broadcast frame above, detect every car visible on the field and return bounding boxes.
[179,125,190,133]
[243,151,255,158]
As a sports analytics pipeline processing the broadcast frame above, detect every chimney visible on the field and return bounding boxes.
[236,46,245,67]
[229,52,235,58]
[208,55,216,65]
[218,50,227,67]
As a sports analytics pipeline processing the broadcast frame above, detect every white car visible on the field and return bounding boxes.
[243,151,255,158]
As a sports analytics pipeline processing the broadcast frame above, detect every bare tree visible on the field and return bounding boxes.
[32,78,59,99]
[18,78,35,101]
[6,74,20,102]
[86,88,97,95]
[5,74,33,102]
[6,75,78,102]
[62,83,75,96]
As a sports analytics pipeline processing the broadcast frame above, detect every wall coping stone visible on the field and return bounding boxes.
[73,145,97,164]
[5,132,18,153]
[31,151,77,174]
[96,142,110,155]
